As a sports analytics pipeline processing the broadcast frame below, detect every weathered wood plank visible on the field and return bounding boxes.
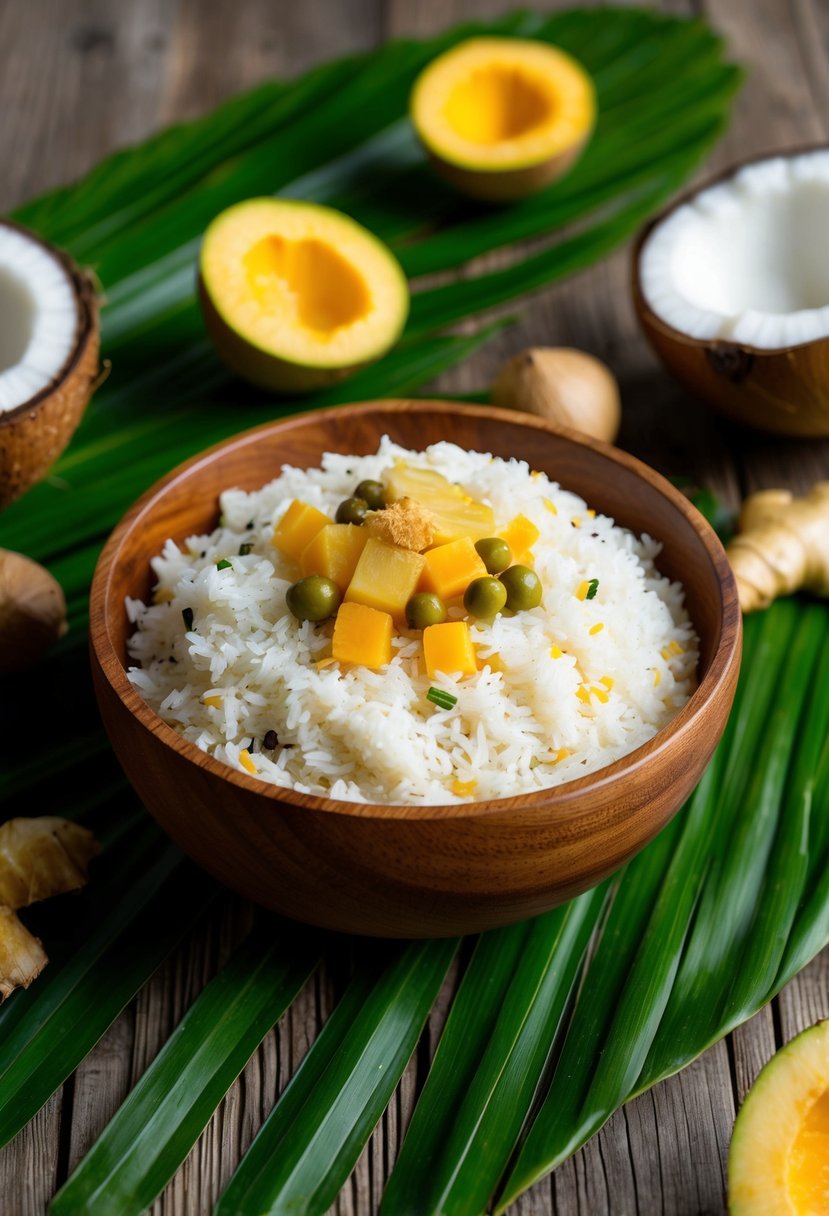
[1,0,829,1213]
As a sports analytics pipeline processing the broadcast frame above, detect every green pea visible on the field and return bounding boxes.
[335,496,368,525]
[500,565,542,612]
[464,576,507,619]
[355,479,387,510]
[405,592,448,630]
[474,536,512,575]
[286,575,342,622]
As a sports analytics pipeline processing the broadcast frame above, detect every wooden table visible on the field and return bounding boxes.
[2,1,829,1212]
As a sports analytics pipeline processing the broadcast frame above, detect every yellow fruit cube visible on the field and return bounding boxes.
[300,523,368,590]
[423,621,477,678]
[419,536,487,601]
[500,514,540,561]
[332,602,393,669]
[273,500,331,563]
[344,537,425,621]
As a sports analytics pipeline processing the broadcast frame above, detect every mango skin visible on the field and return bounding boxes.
[426,138,588,203]
[198,275,363,395]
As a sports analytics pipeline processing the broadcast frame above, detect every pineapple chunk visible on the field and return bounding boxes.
[344,537,425,621]
[273,500,331,563]
[429,501,495,545]
[333,602,393,669]
[419,536,487,601]
[383,461,494,544]
[423,621,477,678]
[384,462,465,504]
[300,524,368,590]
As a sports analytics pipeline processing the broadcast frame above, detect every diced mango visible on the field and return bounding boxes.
[300,523,368,590]
[419,536,487,601]
[423,620,477,678]
[384,461,494,544]
[500,514,540,561]
[332,601,393,669]
[273,500,331,562]
[344,537,425,621]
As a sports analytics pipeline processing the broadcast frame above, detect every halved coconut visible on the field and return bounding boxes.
[410,37,595,202]
[198,199,409,394]
[0,220,99,508]
[634,148,829,437]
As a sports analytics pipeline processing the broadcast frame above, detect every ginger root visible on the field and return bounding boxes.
[365,497,435,551]
[0,907,47,1001]
[726,482,829,613]
[0,817,100,1002]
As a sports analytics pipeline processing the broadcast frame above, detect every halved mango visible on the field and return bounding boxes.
[729,1020,829,1214]
[410,38,595,201]
[199,199,409,393]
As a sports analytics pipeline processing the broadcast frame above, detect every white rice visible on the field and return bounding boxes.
[126,439,698,804]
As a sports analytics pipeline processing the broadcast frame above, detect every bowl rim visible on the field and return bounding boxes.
[89,397,742,822]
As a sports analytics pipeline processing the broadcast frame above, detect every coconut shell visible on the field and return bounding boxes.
[0,224,99,508]
[632,154,829,439]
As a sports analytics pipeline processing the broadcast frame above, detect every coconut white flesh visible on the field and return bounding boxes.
[640,150,829,349]
[0,225,78,413]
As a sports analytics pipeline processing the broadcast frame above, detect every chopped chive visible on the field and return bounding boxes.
[182,608,194,630]
[216,558,232,571]
[239,543,254,556]
[427,687,457,710]
[586,578,599,600]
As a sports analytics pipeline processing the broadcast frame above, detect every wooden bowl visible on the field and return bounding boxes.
[89,400,742,938]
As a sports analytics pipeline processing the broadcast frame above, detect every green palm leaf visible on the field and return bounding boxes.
[51,924,320,1216]
[0,820,217,1147]
[215,939,457,1216]
[497,605,829,1209]
[0,8,769,1213]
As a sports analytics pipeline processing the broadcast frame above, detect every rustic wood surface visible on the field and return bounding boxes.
[1,0,828,1212]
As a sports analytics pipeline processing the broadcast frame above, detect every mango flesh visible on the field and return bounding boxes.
[410,37,595,201]
[729,1020,829,1214]
[199,199,409,393]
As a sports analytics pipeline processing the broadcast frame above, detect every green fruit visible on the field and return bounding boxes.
[464,576,507,619]
[355,479,387,510]
[474,536,512,574]
[500,565,542,611]
[335,496,368,525]
[405,592,448,630]
[286,575,342,622]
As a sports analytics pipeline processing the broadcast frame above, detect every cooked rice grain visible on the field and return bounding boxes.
[126,440,698,803]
